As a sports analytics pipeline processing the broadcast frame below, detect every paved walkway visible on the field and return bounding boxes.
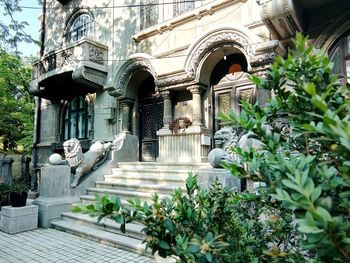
[0,228,155,263]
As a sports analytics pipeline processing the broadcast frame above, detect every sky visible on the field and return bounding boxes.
[14,0,41,57]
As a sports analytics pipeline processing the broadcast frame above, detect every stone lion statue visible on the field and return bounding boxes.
[208,126,238,168]
[63,139,112,188]
[48,134,126,188]
[208,126,264,168]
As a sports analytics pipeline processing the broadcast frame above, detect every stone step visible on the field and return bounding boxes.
[117,162,210,171]
[104,172,188,186]
[86,188,168,203]
[111,168,192,178]
[51,220,150,256]
[60,211,145,240]
[95,181,185,195]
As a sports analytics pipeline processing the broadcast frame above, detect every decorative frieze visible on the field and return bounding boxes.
[88,44,105,65]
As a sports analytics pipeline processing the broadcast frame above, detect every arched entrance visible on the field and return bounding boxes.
[138,76,163,162]
[210,53,253,133]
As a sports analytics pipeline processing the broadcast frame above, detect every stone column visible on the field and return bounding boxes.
[120,98,134,133]
[161,90,172,129]
[1,155,14,186]
[21,154,31,186]
[187,84,205,126]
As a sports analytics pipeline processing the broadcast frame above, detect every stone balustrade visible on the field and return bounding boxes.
[32,38,108,81]
[157,126,210,163]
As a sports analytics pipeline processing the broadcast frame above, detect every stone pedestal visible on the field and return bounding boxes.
[0,205,38,234]
[196,168,240,192]
[33,165,79,228]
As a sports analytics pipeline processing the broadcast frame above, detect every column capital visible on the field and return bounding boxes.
[160,90,172,99]
[119,97,135,106]
[187,84,206,94]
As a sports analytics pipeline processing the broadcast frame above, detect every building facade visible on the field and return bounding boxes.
[30,0,350,171]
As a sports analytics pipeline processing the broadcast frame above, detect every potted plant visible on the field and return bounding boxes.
[0,183,11,209]
[9,180,29,207]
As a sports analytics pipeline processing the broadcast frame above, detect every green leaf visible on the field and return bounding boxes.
[206,252,213,262]
[164,218,175,232]
[187,245,200,253]
[315,206,332,225]
[310,186,322,202]
[304,83,316,96]
[159,241,171,250]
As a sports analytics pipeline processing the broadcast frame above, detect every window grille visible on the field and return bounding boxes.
[66,14,94,43]
[64,96,90,140]
[330,32,350,84]
[174,0,195,16]
[140,0,159,30]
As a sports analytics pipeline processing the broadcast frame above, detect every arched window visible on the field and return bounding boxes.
[63,96,91,140]
[329,32,350,84]
[66,13,93,43]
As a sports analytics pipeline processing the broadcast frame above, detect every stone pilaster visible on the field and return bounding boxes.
[119,98,134,134]
[187,84,205,126]
[160,90,172,129]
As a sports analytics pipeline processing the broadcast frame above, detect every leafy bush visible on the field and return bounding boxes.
[219,33,350,262]
[74,174,305,262]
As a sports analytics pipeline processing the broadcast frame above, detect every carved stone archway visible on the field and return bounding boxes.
[108,55,158,98]
[157,26,259,88]
[186,26,258,81]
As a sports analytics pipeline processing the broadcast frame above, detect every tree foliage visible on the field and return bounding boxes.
[219,33,350,262]
[0,49,34,152]
[0,0,40,54]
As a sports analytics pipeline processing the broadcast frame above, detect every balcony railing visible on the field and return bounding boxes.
[32,38,108,81]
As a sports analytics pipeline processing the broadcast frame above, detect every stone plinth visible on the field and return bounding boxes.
[196,168,241,192]
[0,205,38,234]
[33,165,79,228]
[39,165,72,197]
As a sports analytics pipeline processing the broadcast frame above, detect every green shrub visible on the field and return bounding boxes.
[74,173,305,262]
[219,33,350,262]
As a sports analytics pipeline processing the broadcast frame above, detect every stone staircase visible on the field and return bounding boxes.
[51,162,210,255]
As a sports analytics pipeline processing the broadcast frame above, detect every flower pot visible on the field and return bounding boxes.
[10,191,28,207]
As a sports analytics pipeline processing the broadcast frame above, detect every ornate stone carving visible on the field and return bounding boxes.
[32,48,75,80]
[111,58,158,98]
[160,90,172,99]
[208,126,264,168]
[250,51,277,67]
[187,84,205,94]
[72,66,107,90]
[259,0,302,40]
[88,45,105,65]
[48,139,112,187]
[188,32,255,75]
[159,30,255,87]
[158,72,193,88]
[58,48,75,68]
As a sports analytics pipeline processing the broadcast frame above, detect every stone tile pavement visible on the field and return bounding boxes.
[0,228,155,263]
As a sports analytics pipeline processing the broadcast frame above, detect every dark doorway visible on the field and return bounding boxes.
[138,76,163,162]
